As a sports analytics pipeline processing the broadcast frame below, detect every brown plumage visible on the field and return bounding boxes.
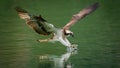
[15,2,99,47]
[15,7,52,35]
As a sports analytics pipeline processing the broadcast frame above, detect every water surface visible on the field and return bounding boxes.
[0,0,120,68]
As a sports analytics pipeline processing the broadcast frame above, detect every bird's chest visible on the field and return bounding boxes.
[54,29,66,39]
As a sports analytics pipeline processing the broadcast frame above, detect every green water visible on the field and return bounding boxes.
[0,0,120,68]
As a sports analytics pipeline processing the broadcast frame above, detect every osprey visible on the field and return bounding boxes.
[15,3,99,48]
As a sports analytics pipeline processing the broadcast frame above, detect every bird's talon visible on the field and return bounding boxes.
[37,40,40,42]
[37,40,42,42]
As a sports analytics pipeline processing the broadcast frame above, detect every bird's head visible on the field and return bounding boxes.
[64,30,74,37]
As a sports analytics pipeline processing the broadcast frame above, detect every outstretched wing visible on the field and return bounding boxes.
[15,7,53,35]
[63,2,99,30]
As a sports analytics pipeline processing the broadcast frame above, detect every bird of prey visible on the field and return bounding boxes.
[15,2,99,48]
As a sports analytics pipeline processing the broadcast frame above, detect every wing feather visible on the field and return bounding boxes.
[15,7,52,35]
[63,2,99,30]
[15,7,31,19]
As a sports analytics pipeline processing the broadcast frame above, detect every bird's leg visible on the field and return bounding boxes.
[37,39,48,42]
[37,33,55,42]
[37,39,50,42]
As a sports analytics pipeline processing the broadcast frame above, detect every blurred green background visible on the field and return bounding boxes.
[0,0,120,68]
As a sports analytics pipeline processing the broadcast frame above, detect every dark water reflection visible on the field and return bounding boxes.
[39,49,77,68]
